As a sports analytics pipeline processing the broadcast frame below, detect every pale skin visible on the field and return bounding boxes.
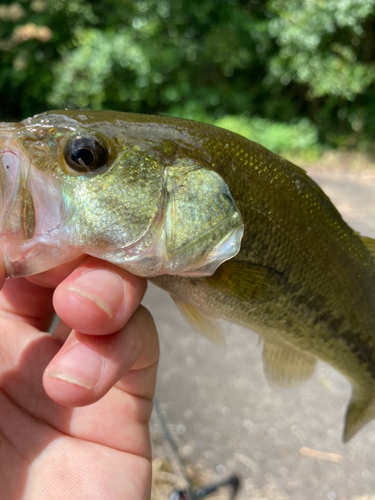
[0,256,159,500]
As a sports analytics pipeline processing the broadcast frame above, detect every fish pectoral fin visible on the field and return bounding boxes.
[360,235,375,260]
[343,393,375,442]
[206,260,285,303]
[172,296,226,346]
[262,340,317,388]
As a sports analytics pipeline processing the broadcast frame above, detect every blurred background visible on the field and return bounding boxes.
[1,0,375,160]
[2,1,375,499]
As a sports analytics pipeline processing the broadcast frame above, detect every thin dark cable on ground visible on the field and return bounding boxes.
[153,399,241,500]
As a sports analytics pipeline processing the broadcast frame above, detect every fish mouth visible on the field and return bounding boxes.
[0,130,63,240]
[0,126,72,276]
[0,130,34,242]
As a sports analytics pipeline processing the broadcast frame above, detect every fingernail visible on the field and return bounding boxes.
[65,269,124,318]
[46,343,104,389]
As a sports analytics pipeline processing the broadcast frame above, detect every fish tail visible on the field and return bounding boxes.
[343,391,375,442]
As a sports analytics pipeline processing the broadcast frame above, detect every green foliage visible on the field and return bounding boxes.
[49,28,151,109]
[0,0,375,150]
[268,0,375,99]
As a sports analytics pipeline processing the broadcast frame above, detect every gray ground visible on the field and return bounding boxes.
[145,169,375,500]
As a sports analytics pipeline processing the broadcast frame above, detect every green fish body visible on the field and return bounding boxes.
[1,110,375,441]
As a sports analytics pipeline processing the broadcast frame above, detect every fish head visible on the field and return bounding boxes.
[0,111,243,277]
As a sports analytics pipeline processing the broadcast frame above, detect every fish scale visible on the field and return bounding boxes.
[1,110,375,441]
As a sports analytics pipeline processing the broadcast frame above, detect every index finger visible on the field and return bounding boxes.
[0,257,85,331]
[53,257,147,335]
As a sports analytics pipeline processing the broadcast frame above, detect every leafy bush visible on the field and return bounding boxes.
[0,0,374,151]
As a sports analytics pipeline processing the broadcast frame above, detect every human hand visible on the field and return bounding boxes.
[0,257,159,500]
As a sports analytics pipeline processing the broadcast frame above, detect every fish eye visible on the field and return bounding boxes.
[64,136,109,173]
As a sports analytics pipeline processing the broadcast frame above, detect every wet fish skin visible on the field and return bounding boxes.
[1,110,375,441]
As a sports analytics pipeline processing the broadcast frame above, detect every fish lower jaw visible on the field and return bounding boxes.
[0,239,82,277]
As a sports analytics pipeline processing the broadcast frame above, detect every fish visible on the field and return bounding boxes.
[1,110,375,442]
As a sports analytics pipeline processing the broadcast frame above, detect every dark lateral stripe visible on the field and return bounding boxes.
[293,289,375,379]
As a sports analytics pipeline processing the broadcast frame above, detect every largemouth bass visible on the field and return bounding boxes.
[1,110,375,442]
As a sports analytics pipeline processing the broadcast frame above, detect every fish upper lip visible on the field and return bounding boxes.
[0,123,23,131]
[0,134,65,272]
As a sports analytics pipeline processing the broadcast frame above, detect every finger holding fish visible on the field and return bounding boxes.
[53,257,147,335]
[0,251,157,409]
[43,304,159,407]
[46,258,153,407]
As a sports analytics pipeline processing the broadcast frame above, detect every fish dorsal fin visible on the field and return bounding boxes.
[206,260,285,303]
[360,235,375,260]
[343,393,375,442]
[262,340,317,388]
[172,296,226,346]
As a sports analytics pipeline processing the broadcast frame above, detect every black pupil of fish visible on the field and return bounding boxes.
[65,136,108,172]
[72,148,95,168]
